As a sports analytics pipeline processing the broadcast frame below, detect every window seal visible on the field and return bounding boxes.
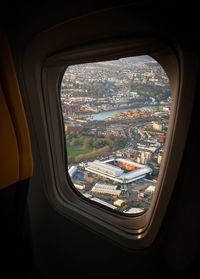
[23,37,198,248]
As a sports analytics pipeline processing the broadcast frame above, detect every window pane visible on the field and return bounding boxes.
[60,55,171,215]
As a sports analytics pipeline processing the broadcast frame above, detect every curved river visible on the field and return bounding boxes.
[89,108,131,121]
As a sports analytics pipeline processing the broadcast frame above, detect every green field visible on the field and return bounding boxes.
[67,145,93,157]
[66,133,126,163]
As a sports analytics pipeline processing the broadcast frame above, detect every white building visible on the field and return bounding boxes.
[91,185,122,197]
[145,185,155,193]
[113,199,126,207]
[124,207,145,214]
[85,158,152,184]
[86,160,123,177]
[74,183,86,190]
[90,197,117,210]
[68,166,77,177]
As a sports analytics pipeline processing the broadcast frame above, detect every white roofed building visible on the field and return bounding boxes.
[86,160,123,177]
[85,159,152,184]
[91,184,122,197]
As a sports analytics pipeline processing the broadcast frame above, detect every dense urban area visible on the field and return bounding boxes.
[61,55,171,214]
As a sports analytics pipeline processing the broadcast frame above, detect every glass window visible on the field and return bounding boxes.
[60,55,171,215]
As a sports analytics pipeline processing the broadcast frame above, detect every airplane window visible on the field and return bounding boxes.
[60,55,171,215]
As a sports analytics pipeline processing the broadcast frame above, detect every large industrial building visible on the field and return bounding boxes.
[85,158,152,183]
[91,183,122,197]
[86,160,123,177]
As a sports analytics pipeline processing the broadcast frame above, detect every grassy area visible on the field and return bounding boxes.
[66,133,126,164]
[67,145,93,157]
[75,145,110,162]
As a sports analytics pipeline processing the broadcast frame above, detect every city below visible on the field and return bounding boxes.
[61,55,171,214]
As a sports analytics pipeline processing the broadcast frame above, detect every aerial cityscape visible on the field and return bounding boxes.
[61,55,171,214]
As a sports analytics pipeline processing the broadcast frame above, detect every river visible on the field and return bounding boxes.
[89,108,131,121]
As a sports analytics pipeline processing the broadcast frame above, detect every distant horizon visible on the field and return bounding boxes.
[65,55,156,70]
